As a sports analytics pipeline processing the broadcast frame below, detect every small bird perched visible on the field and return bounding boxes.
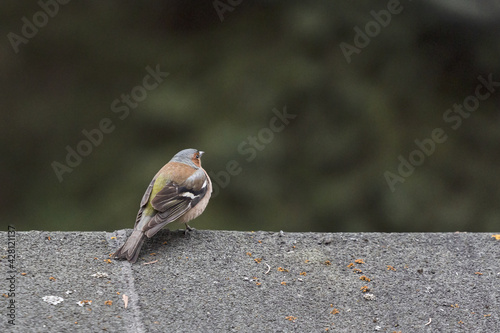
[114,148,212,263]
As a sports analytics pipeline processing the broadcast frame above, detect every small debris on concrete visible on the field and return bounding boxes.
[91,272,109,279]
[77,300,92,307]
[42,296,64,305]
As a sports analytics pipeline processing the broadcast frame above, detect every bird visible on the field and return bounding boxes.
[114,148,212,263]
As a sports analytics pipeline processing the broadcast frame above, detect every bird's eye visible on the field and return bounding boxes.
[195,153,200,159]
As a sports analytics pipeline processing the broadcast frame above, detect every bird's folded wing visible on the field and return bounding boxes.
[151,168,208,212]
[143,169,209,238]
[134,177,155,228]
[140,178,155,207]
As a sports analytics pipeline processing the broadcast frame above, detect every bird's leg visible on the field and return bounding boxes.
[184,223,195,235]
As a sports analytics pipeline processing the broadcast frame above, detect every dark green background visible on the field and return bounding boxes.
[2,1,500,232]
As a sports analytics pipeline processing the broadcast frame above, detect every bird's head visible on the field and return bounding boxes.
[171,148,204,169]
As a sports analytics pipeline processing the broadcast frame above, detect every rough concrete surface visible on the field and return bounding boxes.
[1,230,499,332]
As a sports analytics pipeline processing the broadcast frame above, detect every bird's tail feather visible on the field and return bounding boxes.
[113,230,146,263]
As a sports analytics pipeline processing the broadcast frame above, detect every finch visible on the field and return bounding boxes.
[114,148,212,263]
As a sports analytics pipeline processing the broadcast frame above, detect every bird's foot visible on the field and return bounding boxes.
[184,224,195,235]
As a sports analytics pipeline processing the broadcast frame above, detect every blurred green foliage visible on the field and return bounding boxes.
[1,1,500,232]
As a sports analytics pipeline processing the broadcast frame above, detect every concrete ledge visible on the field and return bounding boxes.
[1,230,499,332]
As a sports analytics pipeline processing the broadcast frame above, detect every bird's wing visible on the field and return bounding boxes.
[143,169,209,238]
[134,177,155,228]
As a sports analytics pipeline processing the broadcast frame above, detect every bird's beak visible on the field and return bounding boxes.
[199,151,205,157]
